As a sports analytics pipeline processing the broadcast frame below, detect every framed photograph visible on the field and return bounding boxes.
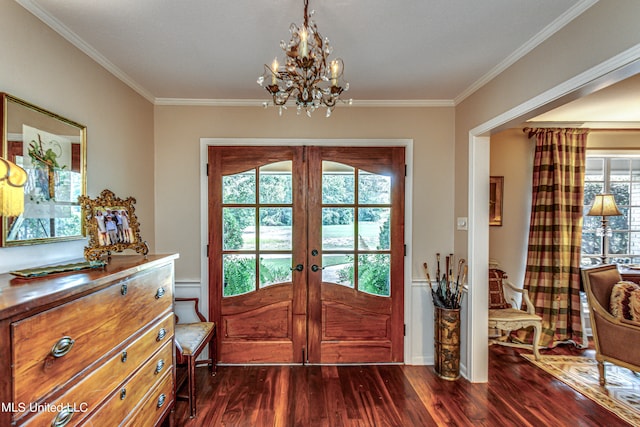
[489,176,504,226]
[1,93,87,246]
[79,189,148,261]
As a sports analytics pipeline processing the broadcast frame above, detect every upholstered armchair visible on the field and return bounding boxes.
[581,265,640,386]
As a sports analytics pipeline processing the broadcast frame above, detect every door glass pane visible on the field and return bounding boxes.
[324,254,354,287]
[259,208,292,250]
[223,170,256,204]
[259,161,292,204]
[322,208,354,250]
[358,208,390,250]
[359,171,391,204]
[223,254,256,296]
[322,161,354,204]
[223,207,255,250]
[358,254,391,297]
[259,255,293,287]
[358,254,390,296]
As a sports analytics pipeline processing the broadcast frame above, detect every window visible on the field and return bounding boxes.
[582,156,640,265]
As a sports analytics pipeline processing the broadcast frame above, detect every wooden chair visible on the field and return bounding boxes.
[581,265,640,385]
[488,269,542,360]
[174,297,216,418]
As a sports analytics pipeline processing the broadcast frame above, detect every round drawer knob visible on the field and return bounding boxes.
[156,328,167,341]
[155,359,165,374]
[155,287,166,299]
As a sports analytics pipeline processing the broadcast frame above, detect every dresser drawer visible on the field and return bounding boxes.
[82,341,174,427]
[125,370,175,427]
[12,264,173,406]
[19,313,174,426]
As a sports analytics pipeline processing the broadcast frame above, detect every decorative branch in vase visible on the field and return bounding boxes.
[423,253,468,309]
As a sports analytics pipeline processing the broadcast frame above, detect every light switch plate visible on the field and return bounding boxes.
[457,217,468,230]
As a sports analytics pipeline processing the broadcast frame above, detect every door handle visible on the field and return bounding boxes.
[290,264,304,272]
[311,264,325,272]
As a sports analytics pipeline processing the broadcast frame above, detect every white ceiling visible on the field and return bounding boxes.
[15,0,639,125]
[17,0,592,103]
[528,73,640,127]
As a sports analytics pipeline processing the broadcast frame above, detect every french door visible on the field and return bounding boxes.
[208,145,405,364]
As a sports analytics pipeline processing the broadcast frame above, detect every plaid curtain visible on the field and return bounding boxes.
[519,128,588,348]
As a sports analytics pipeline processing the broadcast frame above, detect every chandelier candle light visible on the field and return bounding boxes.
[258,0,351,117]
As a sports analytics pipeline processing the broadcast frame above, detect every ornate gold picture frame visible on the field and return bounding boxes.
[79,189,148,261]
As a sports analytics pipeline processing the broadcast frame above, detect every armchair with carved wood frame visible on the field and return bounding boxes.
[488,269,542,360]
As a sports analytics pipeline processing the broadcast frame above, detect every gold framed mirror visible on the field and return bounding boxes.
[1,93,87,246]
[79,189,148,261]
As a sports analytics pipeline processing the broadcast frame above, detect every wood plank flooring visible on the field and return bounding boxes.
[169,344,632,426]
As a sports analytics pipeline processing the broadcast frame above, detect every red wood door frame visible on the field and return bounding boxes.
[209,145,405,364]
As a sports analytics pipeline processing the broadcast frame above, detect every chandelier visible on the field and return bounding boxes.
[257,0,350,117]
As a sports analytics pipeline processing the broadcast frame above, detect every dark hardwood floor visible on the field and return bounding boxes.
[169,343,631,426]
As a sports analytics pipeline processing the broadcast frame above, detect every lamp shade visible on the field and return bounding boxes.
[587,194,622,217]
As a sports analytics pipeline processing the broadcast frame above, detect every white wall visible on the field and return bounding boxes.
[489,128,534,292]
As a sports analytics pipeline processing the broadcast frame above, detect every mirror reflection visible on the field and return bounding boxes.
[1,94,86,246]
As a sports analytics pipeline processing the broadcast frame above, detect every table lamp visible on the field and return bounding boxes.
[587,193,622,264]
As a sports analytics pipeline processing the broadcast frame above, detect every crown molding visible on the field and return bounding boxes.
[153,98,455,107]
[16,0,156,104]
[454,0,598,105]
[525,121,640,129]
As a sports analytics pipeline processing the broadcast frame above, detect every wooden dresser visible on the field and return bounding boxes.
[0,254,178,427]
